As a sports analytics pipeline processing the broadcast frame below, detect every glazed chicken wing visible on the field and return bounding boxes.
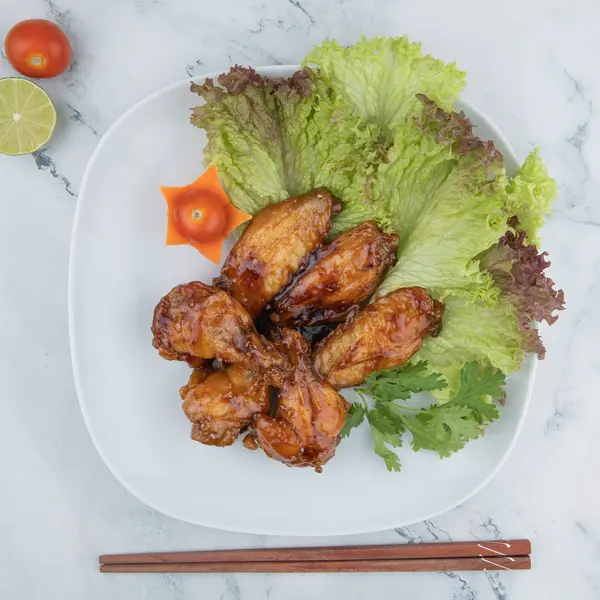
[253,329,348,470]
[214,188,339,317]
[313,287,444,389]
[271,221,398,327]
[152,281,289,385]
[180,364,269,447]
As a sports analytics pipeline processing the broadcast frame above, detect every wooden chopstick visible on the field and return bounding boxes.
[100,539,530,565]
[100,555,531,574]
[99,540,531,574]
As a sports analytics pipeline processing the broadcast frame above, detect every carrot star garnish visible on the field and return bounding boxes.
[159,165,251,264]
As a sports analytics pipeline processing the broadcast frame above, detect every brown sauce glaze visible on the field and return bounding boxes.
[214,188,339,317]
[312,287,444,389]
[271,221,398,328]
[182,364,270,447]
[253,328,349,470]
[151,281,290,386]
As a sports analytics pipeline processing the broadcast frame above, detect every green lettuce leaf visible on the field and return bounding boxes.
[191,66,386,216]
[374,96,508,301]
[415,295,524,400]
[503,149,558,245]
[304,36,466,135]
[404,220,564,399]
[275,74,388,212]
[191,67,290,214]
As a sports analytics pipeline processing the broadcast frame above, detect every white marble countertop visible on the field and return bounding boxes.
[1,0,599,598]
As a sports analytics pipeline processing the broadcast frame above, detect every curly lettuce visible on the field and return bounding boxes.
[415,220,564,399]
[479,221,565,358]
[503,149,558,245]
[304,36,466,135]
[375,96,507,302]
[191,67,289,214]
[416,296,524,400]
[191,66,386,216]
[189,37,563,392]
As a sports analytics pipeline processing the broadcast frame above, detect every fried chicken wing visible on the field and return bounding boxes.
[180,364,269,447]
[271,221,398,327]
[214,188,339,317]
[152,281,289,384]
[313,287,444,389]
[253,329,348,470]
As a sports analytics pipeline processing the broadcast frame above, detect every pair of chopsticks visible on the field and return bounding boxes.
[100,539,531,573]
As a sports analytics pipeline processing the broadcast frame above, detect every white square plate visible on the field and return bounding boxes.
[69,66,535,536]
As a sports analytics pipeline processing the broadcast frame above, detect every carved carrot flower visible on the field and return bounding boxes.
[160,165,251,264]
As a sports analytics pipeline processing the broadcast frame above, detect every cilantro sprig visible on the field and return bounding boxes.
[363,361,447,401]
[341,361,506,472]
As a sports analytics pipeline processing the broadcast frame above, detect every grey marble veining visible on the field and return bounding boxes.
[1,0,599,598]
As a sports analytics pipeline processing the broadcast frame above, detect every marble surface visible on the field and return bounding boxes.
[1,0,599,598]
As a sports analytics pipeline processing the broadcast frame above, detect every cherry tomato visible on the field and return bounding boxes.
[5,19,72,79]
[173,191,228,243]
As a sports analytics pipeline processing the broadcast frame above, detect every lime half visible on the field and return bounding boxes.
[0,77,57,156]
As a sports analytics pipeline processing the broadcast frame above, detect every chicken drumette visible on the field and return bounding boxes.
[180,364,269,447]
[271,221,399,327]
[152,281,289,385]
[253,328,348,470]
[313,287,444,389]
[214,188,339,317]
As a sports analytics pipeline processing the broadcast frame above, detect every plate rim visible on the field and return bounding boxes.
[69,65,537,536]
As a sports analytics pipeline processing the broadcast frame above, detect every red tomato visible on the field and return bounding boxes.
[5,19,72,78]
[173,192,228,243]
